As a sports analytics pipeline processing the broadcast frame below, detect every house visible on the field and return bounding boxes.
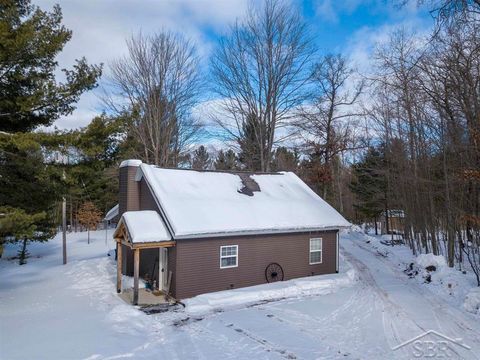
[113,160,350,305]
[380,209,405,235]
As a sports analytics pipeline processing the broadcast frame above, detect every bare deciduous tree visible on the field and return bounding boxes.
[355,20,480,275]
[297,54,364,200]
[106,31,203,166]
[211,0,315,171]
[397,0,480,32]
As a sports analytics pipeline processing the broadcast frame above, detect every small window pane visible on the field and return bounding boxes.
[310,251,322,264]
[221,256,236,267]
[310,238,322,251]
[221,246,237,256]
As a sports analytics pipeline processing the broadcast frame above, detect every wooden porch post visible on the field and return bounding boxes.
[133,248,140,305]
[116,241,122,293]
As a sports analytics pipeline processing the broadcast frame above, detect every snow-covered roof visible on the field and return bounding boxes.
[119,211,172,243]
[136,164,351,239]
[104,204,119,221]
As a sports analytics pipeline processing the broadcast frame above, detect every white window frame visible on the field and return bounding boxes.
[220,245,238,269]
[309,238,323,265]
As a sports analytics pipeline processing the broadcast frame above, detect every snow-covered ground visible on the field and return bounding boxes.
[1,228,479,359]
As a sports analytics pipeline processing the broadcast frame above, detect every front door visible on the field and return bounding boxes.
[158,248,168,291]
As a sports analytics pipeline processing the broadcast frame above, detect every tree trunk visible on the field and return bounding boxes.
[19,238,28,265]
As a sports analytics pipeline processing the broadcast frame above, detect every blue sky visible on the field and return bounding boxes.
[303,0,431,53]
[34,0,433,130]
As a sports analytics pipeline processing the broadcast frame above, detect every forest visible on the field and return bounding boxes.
[0,0,479,283]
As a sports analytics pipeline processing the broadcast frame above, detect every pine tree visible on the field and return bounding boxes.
[271,147,299,172]
[0,133,62,242]
[214,149,238,170]
[192,145,211,170]
[67,115,123,222]
[238,114,265,171]
[77,202,102,244]
[350,146,387,234]
[0,206,46,264]
[0,1,101,251]
[0,0,102,132]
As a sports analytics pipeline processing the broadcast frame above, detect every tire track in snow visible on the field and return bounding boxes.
[220,319,299,359]
[253,298,377,359]
[347,237,480,346]
[341,245,427,353]
[171,314,286,360]
[343,237,480,358]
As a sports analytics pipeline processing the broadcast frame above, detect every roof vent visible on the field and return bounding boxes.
[237,174,260,196]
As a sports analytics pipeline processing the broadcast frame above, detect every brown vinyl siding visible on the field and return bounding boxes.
[139,179,159,212]
[173,230,338,299]
[138,178,177,294]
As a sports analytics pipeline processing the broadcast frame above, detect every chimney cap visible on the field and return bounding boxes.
[119,159,142,168]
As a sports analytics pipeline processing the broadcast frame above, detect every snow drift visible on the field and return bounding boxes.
[184,268,356,315]
[464,287,480,315]
[415,253,447,269]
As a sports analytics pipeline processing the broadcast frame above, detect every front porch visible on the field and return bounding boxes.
[113,211,175,305]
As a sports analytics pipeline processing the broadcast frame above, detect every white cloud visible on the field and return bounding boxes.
[34,0,249,130]
[315,0,365,23]
[344,17,431,76]
[315,0,339,23]
[33,0,433,132]
[338,12,433,143]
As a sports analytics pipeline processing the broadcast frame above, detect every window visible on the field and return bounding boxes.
[309,238,322,264]
[220,245,238,268]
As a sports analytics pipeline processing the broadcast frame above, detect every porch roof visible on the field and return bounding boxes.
[114,211,173,248]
